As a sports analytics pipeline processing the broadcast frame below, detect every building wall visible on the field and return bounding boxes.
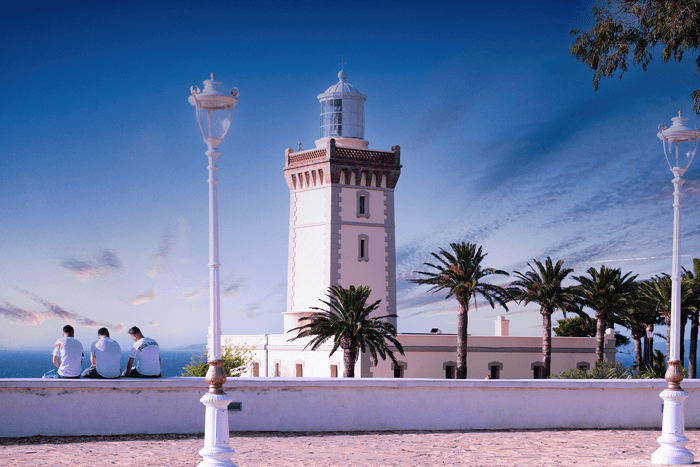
[286,185,333,334]
[2,378,697,437]
[223,332,614,379]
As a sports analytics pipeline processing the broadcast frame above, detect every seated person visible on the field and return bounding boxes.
[43,325,83,379]
[81,327,121,379]
[123,326,162,378]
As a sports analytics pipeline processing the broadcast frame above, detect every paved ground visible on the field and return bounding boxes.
[1,429,698,466]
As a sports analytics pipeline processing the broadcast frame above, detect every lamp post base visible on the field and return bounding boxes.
[651,389,694,465]
[198,392,237,467]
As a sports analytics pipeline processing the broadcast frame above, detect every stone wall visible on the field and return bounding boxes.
[1,378,697,437]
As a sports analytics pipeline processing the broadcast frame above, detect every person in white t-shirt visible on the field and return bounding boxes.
[81,327,121,379]
[42,325,83,379]
[123,326,162,378]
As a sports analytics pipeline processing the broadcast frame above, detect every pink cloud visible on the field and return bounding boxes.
[132,289,157,305]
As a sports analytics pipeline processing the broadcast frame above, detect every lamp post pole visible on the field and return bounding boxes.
[189,74,240,467]
[652,111,699,466]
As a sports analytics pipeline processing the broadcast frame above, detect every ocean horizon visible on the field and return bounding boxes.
[0,349,205,378]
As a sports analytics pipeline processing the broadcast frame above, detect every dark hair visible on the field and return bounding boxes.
[62,325,74,335]
[98,327,109,337]
[128,326,141,335]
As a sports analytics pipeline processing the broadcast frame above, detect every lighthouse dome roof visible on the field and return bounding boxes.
[319,70,365,97]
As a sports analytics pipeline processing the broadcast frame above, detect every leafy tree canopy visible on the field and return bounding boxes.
[181,344,253,377]
[554,315,596,338]
[570,0,700,114]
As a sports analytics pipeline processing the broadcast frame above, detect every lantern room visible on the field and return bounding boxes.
[315,69,369,149]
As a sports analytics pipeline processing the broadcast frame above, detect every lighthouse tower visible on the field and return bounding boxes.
[283,70,402,333]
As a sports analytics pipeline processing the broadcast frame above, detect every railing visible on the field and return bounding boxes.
[335,148,395,164]
[287,147,396,167]
[288,149,326,166]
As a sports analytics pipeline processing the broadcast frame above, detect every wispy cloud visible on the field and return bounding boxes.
[187,289,202,300]
[148,321,157,326]
[60,249,122,280]
[148,221,182,277]
[132,289,157,305]
[243,303,279,319]
[222,278,248,297]
[4,289,124,332]
[0,301,52,325]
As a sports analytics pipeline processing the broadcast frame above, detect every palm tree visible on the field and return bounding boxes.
[573,266,637,363]
[508,257,576,378]
[615,301,656,376]
[289,285,404,377]
[411,242,509,379]
[636,276,673,365]
[637,274,698,371]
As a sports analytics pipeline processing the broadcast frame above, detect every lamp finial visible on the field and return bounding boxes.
[679,110,682,117]
[211,73,215,80]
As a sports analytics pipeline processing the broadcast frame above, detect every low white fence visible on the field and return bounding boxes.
[1,378,698,437]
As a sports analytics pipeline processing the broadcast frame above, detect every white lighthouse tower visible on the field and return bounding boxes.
[283,69,402,333]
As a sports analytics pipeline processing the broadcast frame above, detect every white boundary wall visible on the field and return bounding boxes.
[1,378,699,437]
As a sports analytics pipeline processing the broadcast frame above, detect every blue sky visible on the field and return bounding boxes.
[1,0,699,350]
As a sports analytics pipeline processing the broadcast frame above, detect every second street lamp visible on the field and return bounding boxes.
[189,73,240,467]
[652,111,700,466]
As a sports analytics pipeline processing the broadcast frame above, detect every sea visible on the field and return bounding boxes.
[0,348,206,378]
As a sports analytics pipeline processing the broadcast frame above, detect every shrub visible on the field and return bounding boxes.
[551,360,633,379]
[181,344,253,377]
[638,349,686,379]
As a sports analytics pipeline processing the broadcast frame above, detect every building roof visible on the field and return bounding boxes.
[319,70,365,98]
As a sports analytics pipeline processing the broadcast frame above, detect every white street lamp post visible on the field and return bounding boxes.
[189,74,240,467]
[652,111,700,465]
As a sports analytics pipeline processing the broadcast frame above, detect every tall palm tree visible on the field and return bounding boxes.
[615,301,656,376]
[289,285,404,377]
[508,257,576,378]
[573,266,637,363]
[636,276,674,365]
[411,242,509,379]
[638,274,699,372]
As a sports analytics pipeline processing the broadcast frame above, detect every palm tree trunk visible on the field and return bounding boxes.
[631,328,645,376]
[456,294,469,379]
[681,313,687,368]
[541,307,552,378]
[690,312,698,379]
[595,310,607,362]
[343,346,357,378]
[643,334,649,369]
[648,326,654,372]
[634,336,644,376]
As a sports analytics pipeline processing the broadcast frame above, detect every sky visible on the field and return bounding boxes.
[1,0,699,351]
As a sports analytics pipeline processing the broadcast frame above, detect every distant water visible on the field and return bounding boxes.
[615,339,693,369]
[0,349,203,378]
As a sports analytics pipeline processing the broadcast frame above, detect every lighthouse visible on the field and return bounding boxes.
[283,69,402,333]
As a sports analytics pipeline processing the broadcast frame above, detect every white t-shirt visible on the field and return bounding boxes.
[91,337,121,378]
[130,337,161,376]
[53,336,83,377]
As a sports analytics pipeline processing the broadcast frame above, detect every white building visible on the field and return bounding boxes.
[222,70,613,378]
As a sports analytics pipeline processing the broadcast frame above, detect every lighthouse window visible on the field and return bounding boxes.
[320,99,343,138]
[358,235,369,261]
[356,190,370,218]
